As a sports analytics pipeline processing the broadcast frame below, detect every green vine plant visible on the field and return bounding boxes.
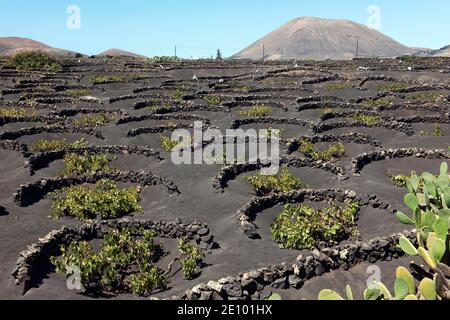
[171,88,185,100]
[387,171,417,188]
[362,97,394,108]
[324,82,350,91]
[48,179,143,222]
[51,228,166,296]
[148,56,181,63]
[238,104,272,117]
[299,140,345,161]
[319,108,342,116]
[51,230,206,296]
[259,127,283,139]
[58,152,117,177]
[319,162,450,300]
[177,237,205,280]
[160,135,191,152]
[352,114,381,125]
[65,88,91,97]
[377,82,410,92]
[73,113,114,127]
[242,167,306,196]
[0,108,36,118]
[408,92,445,103]
[5,51,61,71]
[271,201,360,250]
[204,95,222,106]
[31,138,87,152]
[91,75,124,84]
[434,124,443,137]
[420,124,443,137]
[208,151,242,166]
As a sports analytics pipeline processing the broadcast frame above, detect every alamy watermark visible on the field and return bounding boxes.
[66,265,83,291]
[367,5,381,31]
[170,121,280,175]
[366,264,382,289]
[67,5,81,30]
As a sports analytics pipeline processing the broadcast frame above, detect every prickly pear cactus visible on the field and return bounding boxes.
[318,267,440,300]
[395,162,450,300]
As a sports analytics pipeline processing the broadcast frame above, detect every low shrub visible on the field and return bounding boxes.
[362,97,393,107]
[204,95,222,106]
[388,172,410,188]
[58,152,116,177]
[409,92,444,102]
[433,124,443,137]
[419,124,442,137]
[31,138,87,152]
[148,56,181,63]
[65,88,91,96]
[48,179,143,221]
[128,74,146,80]
[6,51,61,71]
[233,84,253,92]
[377,82,409,92]
[178,237,205,280]
[299,140,345,161]
[209,151,241,165]
[160,135,181,152]
[91,76,123,84]
[51,228,166,296]
[319,108,341,115]
[129,265,167,296]
[238,104,272,117]
[265,127,283,139]
[242,167,306,196]
[398,55,420,63]
[270,201,360,250]
[352,114,381,125]
[0,108,36,118]
[73,113,113,127]
[324,82,350,91]
[171,88,185,100]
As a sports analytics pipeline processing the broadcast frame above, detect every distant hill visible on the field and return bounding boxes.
[233,17,415,60]
[98,48,146,58]
[0,37,81,57]
[428,45,450,57]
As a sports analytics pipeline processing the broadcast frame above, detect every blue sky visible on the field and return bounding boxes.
[0,0,449,57]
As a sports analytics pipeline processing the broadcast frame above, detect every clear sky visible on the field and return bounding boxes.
[0,0,448,58]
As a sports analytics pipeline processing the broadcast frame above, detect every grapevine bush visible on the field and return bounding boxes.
[51,229,166,296]
[48,179,143,221]
[242,167,306,196]
[299,140,345,161]
[58,152,116,177]
[271,201,360,250]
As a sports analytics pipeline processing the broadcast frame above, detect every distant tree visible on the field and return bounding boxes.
[216,49,223,60]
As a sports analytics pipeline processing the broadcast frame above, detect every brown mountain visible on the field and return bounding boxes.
[0,37,80,57]
[98,49,146,58]
[233,17,415,60]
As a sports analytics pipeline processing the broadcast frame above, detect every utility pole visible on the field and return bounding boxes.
[175,45,177,58]
[346,35,360,59]
[356,38,359,59]
[262,43,265,63]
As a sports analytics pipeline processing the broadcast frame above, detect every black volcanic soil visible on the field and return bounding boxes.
[1,56,450,300]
